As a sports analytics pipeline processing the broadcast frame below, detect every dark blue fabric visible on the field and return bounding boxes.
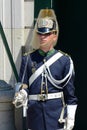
[18,49,78,130]
[37,27,52,34]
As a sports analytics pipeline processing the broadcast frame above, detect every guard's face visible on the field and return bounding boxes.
[37,32,57,49]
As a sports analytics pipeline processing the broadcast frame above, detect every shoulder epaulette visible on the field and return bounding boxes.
[59,50,70,57]
[23,49,36,56]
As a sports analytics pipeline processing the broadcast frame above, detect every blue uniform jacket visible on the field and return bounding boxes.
[19,49,78,130]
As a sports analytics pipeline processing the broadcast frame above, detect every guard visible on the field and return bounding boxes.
[13,9,78,130]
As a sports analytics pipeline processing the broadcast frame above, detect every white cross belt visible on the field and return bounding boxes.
[29,52,63,86]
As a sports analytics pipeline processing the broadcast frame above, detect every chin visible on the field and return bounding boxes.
[40,42,47,47]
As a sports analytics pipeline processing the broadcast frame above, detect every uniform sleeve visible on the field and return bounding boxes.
[63,56,78,105]
[18,55,29,86]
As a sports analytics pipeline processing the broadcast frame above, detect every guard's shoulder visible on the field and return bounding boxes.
[58,50,70,57]
[23,49,36,56]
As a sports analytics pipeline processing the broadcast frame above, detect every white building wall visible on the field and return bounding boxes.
[0,0,34,130]
[11,0,25,86]
[0,0,34,85]
[0,0,4,79]
[24,0,34,52]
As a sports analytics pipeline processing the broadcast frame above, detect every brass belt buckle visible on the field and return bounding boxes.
[38,94,47,101]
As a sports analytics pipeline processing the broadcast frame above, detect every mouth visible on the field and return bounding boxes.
[40,39,46,43]
[39,41,48,47]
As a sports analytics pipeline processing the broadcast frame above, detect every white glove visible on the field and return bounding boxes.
[15,82,28,93]
[13,89,28,108]
[65,105,77,130]
[66,118,74,130]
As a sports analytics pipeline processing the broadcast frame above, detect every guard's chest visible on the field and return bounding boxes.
[29,55,65,80]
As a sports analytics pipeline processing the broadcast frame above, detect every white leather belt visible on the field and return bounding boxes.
[29,92,63,101]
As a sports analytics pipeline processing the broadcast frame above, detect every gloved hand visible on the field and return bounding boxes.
[14,82,28,92]
[13,89,28,108]
[66,118,74,130]
[64,105,77,130]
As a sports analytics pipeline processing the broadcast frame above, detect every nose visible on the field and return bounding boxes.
[39,34,46,40]
[40,34,45,38]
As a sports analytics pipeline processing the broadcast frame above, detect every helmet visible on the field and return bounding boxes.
[30,9,59,49]
[36,17,57,34]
